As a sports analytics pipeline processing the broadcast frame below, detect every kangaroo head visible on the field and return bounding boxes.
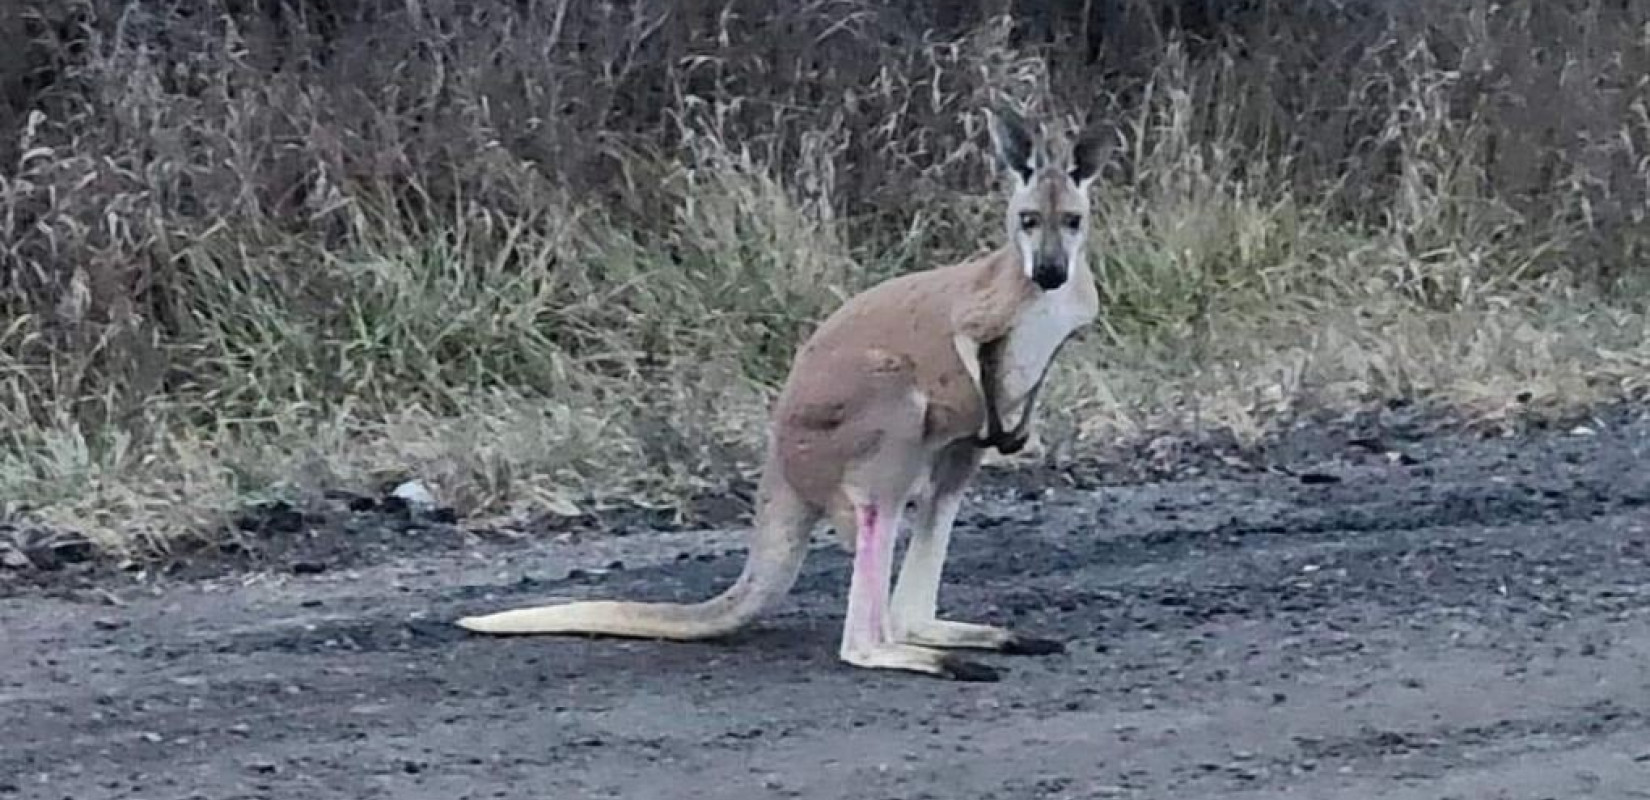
[986,105,1108,291]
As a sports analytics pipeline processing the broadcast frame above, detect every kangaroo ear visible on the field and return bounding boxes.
[1069,129,1111,192]
[986,105,1036,185]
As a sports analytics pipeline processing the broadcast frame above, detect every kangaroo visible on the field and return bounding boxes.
[456,105,1108,681]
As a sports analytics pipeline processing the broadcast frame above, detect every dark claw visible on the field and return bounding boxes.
[939,655,1002,682]
[996,429,1030,455]
[1000,635,1066,656]
[971,429,1029,455]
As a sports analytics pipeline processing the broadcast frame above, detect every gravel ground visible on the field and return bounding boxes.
[3,412,1650,799]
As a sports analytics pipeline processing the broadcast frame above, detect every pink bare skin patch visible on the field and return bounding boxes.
[850,503,885,643]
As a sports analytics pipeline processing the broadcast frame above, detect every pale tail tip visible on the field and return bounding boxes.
[453,615,492,633]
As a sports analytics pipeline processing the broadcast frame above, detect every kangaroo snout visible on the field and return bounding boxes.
[1032,259,1068,290]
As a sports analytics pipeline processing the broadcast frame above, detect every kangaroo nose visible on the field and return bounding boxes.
[1032,260,1067,290]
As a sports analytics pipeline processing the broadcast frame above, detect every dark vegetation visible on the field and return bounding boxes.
[1,0,1646,553]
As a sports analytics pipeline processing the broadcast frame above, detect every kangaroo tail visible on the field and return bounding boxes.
[455,470,817,640]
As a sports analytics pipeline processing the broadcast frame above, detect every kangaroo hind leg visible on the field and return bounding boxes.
[837,490,1001,682]
[831,391,1001,681]
[889,441,1064,656]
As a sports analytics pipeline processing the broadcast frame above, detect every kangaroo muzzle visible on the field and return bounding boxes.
[1031,256,1068,290]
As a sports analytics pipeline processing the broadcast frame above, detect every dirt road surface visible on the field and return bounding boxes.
[4,414,1650,799]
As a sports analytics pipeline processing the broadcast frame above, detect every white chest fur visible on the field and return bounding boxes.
[996,265,1099,420]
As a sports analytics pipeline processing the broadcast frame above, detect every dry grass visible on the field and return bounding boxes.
[2,1,1649,559]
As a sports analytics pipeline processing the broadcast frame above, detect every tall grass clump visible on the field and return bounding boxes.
[2,0,1648,556]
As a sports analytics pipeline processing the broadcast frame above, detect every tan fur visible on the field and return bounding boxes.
[455,105,1109,682]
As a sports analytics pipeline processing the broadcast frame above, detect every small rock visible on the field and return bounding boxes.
[139,731,164,743]
[246,758,278,774]
[391,480,436,511]
[1297,472,1341,485]
[51,536,96,564]
[238,501,304,534]
[290,560,328,576]
[92,618,126,631]
[1,546,29,570]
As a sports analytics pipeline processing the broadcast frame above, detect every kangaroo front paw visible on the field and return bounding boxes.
[995,428,1030,455]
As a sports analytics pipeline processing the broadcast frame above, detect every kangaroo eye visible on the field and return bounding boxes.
[1062,213,1083,231]
[1019,212,1040,230]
